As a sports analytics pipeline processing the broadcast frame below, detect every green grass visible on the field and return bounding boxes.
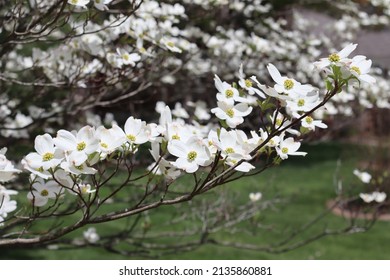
[1,142,390,260]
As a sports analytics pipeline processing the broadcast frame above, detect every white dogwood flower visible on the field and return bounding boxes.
[54,126,99,165]
[267,63,313,98]
[214,75,247,105]
[68,0,90,9]
[0,148,21,182]
[353,169,372,184]
[168,137,212,173]
[24,134,63,173]
[314,43,357,70]
[349,55,376,84]
[276,135,307,160]
[124,117,150,145]
[83,227,100,243]
[238,64,265,98]
[27,177,64,207]
[211,101,252,128]
[0,185,18,225]
[249,192,262,202]
[93,0,112,11]
[116,48,141,67]
[360,192,386,203]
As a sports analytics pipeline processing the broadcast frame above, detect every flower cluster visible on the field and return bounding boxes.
[0,148,19,225]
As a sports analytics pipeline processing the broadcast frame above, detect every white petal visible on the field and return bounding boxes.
[267,63,284,84]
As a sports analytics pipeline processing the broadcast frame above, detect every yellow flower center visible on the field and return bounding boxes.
[226,108,235,118]
[281,147,289,154]
[284,79,294,90]
[100,142,108,149]
[187,151,197,162]
[70,0,78,4]
[305,116,313,124]
[122,54,129,61]
[328,53,340,62]
[36,167,44,172]
[245,79,253,88]
[42,152,54,162]
[225,89,234,98]
[225,147,235,154]
[127,134,136,142]
[40,189,49,197]
[351,66,361,75]
[167,41,175,48]
[77,141,86,151]
[297,99,305,107]
[276,119,282,127]
[172,134,180,140]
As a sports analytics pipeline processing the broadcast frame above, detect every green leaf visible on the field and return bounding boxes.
[325,79,333,91]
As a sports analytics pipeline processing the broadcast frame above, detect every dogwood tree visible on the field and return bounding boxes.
[0,0,389,257]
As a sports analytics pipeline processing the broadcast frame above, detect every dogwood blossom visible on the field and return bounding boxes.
[267,63,313,97]
[124,117,151,146]
[249,192,262,202]
[95,125,126,154]
[83,227,100,243]
[276,135,307,160]
[300,115,328,131]
[359,191,387,203]
[168,137,212,173]
[93,0,112,11]
[349,55,376,84]
[23,134,63,173]
[27,177,64,207]
[116,48,141,67]
[68,0,90,9]
[353,169,372,184]
[314,43,357,70]
[238,64,265,98]
[54,126,99,165]
[211,101,252,128]
[0,148,21,182]
[215,75,247,105]
[0,185,18,225]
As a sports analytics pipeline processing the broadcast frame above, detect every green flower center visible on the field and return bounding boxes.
[328,53,340,62]
[281,147,289,154]
[305,116,313,124]
[187,151,197,162]
[172,134,180,140]
[225,89,234,98]
[351,66,361,75]
[167,41,175,48]
[100,142,108,149]
[77,141,86,151]
[226,108,235,118]
[42,152,54,162]
[275,119,282,127]
[75,165,84,171]
[127,134,136,142]
[70,0,78,4]
[40,189,49,197]
[245,79,253,88]
[284,79,294,90]
[225,147,235,154]
[297,99,305,107]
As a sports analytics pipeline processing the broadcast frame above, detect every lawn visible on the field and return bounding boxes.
[1,142,390,259]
